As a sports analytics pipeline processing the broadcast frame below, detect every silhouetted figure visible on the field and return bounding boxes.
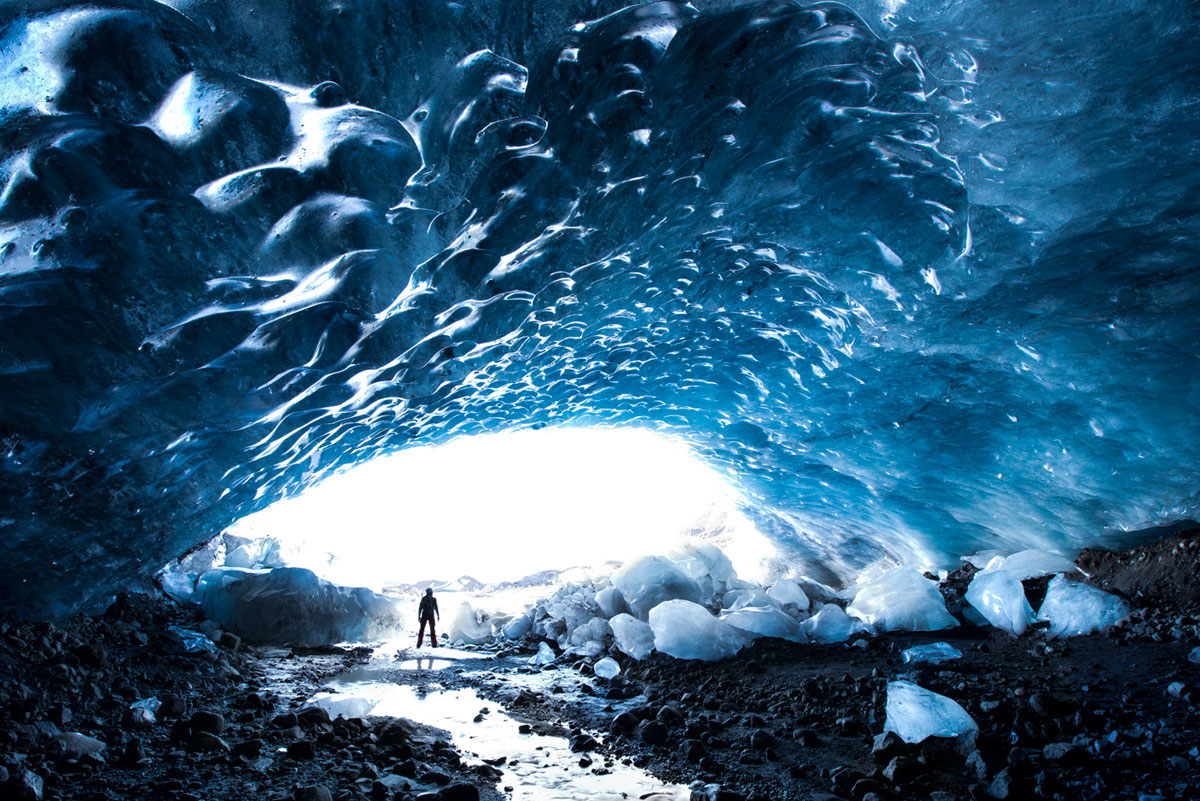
[417,587,439,647]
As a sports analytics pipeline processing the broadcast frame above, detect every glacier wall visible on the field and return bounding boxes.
[1,0,1198,617]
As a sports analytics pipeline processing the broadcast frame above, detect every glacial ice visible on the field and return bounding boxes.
[594,586,628,619]
[981,550,1082,582]
[306,693,377,720]
[802,604,864,644]
[197,567,403,646]
[569,616,614,650]
[884,680,978,744]
[722,588,773,612]
[501,614,533,640]
[529,642,557,666]
[720,605,807,642]
[0,0,1197,619]
[901,642,963,665]
[965,569,1035,636]
[1036,575,1132,638]
[847,567,958,632]
[648,600,747,661]
[447,602,494,645]
[766,579,810,610]
[609,613,656,660]
[593,657,621,679]
[611,556,702,620]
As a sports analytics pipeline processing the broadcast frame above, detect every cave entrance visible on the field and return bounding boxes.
[220,427,779,596]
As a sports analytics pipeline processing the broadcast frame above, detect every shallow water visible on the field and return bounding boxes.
[321,647,689,801]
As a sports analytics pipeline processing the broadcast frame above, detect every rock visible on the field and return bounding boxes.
[1042,742,1087,766]
[438,784,480,801]
[1188,646,1200,665]
[159,695,187,718]
[422,770,452,785]
[295,786,333,801]
[611,712,638,735]
[748,729,775,750]
[297,705,332,726]
[53,731,106,759]
[190,710,225,735]
[232,739,264,757]
[272,712,299,728]
[190,731,231,753]
[882,756,919,784]
[219,631,242,651]
[12,769,44,800]
[987,767,1026,799]
[1028,693,1073,718]
[120,738,147,766]
[569,733,599,752]
[872,731,908,762]
[639,719,668,746]
[288,739,317,759]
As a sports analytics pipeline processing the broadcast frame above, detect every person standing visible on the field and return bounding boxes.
[417,587,440,647]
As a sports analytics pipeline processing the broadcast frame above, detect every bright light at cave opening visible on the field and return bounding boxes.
[225,427,780,591]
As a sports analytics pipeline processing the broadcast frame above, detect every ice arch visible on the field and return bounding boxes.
[1,0,1198,617]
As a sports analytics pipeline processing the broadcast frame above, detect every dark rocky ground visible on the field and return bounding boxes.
[0,594,499,801]
[4,531,1200,801]
[478,531,1200,801]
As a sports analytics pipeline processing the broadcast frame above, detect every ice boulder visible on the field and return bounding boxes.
[448,602,494,645]
[594,657,621,679]
[848,567,957,632]
[1036,575,1132,638]
[530,641,557,665]
[569,616,613,648]
[611,556,702,619]
[721,605,807,642]
[766,578,810,610]
[670,542,737,583]
[965,569,1035,635]
[594,586,629,618]
[501,614,533,640]
[901,642,963,665]
[610,613,656,660]
[883,680,977,743]
[983,549,1081,581]
[721,587,773,611]
[648,600,747,661]
[198,567,403,646]
[159,571,198,603]
[306,693,377,719]
[802,603,864,644]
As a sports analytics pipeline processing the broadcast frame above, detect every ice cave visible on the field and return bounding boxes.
[0,0,1198,800]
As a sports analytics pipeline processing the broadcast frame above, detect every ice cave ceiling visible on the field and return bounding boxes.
[1,0,1198,617]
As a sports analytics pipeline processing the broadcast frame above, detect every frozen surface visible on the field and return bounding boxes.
[847,567,957,632]
[901,642,962,665]
[611,556,702,620]
[609,613,656,660]
[965,569,1035,635]
[1036,575,1132,638]
[447,601,494,645]
[197,567,403,645]
[1,0,1199,616]
[721,605,806,642]
[766,579,810,610]
[884,680,977,744]
[981,550,1082,582]
[803,603,864,644]
[649,600,746,661]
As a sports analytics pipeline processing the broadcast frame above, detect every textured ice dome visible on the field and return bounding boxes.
[1,0,1198,616]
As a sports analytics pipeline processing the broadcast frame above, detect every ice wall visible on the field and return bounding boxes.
[1,0,1198,616]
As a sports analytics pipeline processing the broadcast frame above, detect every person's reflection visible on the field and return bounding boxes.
[417,656,435,670]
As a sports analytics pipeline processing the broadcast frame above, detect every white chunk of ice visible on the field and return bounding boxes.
[901,642,962,665]
[594,586,628,618]
[611,556,702,619]
[883,680,977,743]
[53,732,106,759]
[529,641,557,665]
[965,569,1034,635]
[670,541,737,583]
[720,605,807,642]
[501,614,533,640]
[1036,575,1131,638]
[721,587,772,611]
[610,613,656,660]
[569,616,613,648]
[802,603,864,643]
[649,600,747,661]
[159,571,197,603]
[594,657,621,679]
[982,549,1082,581]
[306,692,377,719]
[847,567,957,632]
[448,602,493,645]
[766,578,810,610]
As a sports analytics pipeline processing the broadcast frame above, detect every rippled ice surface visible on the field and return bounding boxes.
[322,647,688,801]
